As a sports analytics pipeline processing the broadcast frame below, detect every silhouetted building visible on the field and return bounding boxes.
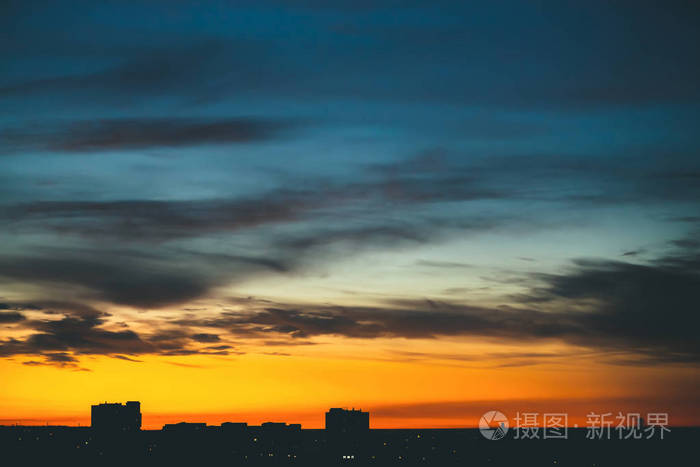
[325,408,369,434]
[2,403,697,466]
[91,401,141,432]
[220,422,247,432]
[261,422,302,433]
[162,422,207,432]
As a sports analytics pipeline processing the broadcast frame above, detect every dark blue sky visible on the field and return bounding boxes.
[1,1,700,367]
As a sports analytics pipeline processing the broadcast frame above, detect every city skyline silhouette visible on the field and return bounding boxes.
[1,400,697,465]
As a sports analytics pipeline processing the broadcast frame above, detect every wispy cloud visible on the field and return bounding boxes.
[1,117,298,154]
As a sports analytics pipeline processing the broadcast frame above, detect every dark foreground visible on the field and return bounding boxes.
[1,426,696,466]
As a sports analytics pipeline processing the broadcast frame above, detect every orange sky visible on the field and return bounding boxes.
[2,337,698,429]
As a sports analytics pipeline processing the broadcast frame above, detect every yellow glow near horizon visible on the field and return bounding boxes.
[2,337,699,428]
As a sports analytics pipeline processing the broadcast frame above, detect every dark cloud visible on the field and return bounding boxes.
[207,345,233,351]
[673,238,700,250]
[263,340,318,347]
[674,216,700,223]
[273,216,506,259]
[366,151,700,209]
[0,152,697,315]
[0,252,215,308]
[0,117,297,154]
[171,249,700,364]
[28,300,106,318]
[0,302,41,311]
[0,311,25,323]
[190,333,221,343]
[1,151,697,246]
[193,303,571,341]
[148,329,190,343]
[0,306,234,364]
[2,2,699,124]
[517,253,700,361]
[0,192,322,241]
[0,239,310,309]
[389,349,595,368]
[3,247,698,366]
[0,161,520,309]
[621,250,643,257]
[0,314,153,356]
[0,39,283,108]
[43,352,79,364]
[21,352,87,370]
[0,225,427,310]
[415,260,473,269]
[277,224,431,252]
[112,355,143,362]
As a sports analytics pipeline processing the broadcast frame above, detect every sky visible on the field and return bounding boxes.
[1,0,699,429]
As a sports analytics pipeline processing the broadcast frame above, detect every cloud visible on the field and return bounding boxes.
[0,190,325,241]
[207,345,233,351]
[1,2,698,378]
[0,38,282,108]
[673,238,700,250]
[621,250,643,257]
[2,2,700,123]
[0,251,217,308]
[2,150,697,246]
[390,349,590,365]
[0,311,25,323]
[0,313,153,356]
[21,352,87,370]
[43,352,79,363]
[112,355,143,362]
[0,148,515,237]
[0,117,297,154]
[0,237,316,309]
[0,304,235,365]
[263,340,318,347]
[0,302,42,311]
[0,222,441,309]
[3,247,698,367]
[180,302,568,341]
[515,252,700,361]
[415,260,473,269]
[0,151,697,316]
[0,158,522,309]
[169,247,700,364]
[190,333,220,343]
